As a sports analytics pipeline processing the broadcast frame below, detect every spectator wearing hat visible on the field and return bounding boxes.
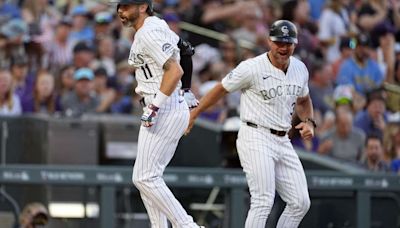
[22,70,61,115]
[61,67,100,117]
[69,5,95,45]
[45,18,73,71]
[354,89,388,139]
[333,84,353,110]
[336,33,384,97]
[0,69,21,115]
[93,67,116,113]
[72,41,95,68]
[94,11,113,39]
[331,36,354,80]
[0,19,29,62]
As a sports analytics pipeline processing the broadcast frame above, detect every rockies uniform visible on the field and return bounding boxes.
[128,16,199,228]
[221,53,311,228]
[183,20,314,228]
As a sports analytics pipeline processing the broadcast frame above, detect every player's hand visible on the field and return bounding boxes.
[141,104,159,127]
[185,108,199,135]
[295,121,314,140]
[181,89,199,109]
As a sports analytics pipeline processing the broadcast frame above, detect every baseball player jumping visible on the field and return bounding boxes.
[187,20,315,228]
[111,0,201,227]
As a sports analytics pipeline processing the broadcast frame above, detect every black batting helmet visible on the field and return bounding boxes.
[269,20,298,44]
[109,0,153,13]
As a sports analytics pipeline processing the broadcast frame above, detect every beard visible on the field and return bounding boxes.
[119,8,139,27]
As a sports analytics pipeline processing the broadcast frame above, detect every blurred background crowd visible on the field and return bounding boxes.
[0,0,399,174]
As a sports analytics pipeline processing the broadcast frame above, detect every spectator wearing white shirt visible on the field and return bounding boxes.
[318,0,349,63]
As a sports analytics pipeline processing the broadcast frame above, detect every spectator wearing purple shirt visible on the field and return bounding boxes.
[22,70,61,114]
[10,56,34,107]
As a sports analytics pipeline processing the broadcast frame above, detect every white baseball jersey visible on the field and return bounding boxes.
[128,16,199,228]
[128,16,185,111]
[221,53,309,131]
[222,53,311,228]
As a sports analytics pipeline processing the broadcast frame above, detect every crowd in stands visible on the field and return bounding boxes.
[0,0,399,173]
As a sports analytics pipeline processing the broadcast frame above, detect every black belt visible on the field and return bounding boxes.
[246,122,287,137]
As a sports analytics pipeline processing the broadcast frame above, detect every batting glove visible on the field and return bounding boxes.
[181,89,199,109]
[141,104,159,127]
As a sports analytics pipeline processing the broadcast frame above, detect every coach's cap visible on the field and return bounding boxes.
[95,11,113,24]
[74,68,94,81]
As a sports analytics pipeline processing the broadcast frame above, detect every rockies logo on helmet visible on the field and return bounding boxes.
[281,26,289,37]
[269,20,298,44]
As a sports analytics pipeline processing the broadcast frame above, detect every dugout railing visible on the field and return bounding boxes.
[1,165,400,228]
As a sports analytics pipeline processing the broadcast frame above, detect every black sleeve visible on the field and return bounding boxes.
[178,38,195,90]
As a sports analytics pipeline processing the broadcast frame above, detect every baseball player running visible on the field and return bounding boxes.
[187,20,315,228]
[111,0,202,227]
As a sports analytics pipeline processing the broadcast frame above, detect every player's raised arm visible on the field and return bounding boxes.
[186,83,228,134]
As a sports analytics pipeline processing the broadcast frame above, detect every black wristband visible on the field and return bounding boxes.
[304,118,317,128]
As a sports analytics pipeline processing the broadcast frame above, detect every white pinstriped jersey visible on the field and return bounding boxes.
[221,53,309,131]
[128,16,181,97]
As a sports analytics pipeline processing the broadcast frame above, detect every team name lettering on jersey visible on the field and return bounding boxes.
[260,84,302,100]
[129,51,145,66]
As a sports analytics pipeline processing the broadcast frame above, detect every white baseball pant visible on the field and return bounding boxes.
[236,123,310,228]
[132,109,200,228]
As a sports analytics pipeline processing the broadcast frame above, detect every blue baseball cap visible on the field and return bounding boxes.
[71,5,89,16]
[74,68,94,81]
[1,19,28,39]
